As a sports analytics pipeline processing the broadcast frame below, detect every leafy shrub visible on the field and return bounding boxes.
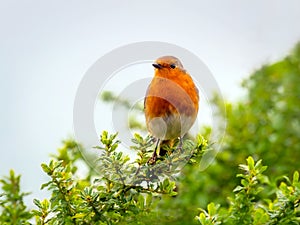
[197,157,300,225]
[193,42,300,207]
[31,131,205,224]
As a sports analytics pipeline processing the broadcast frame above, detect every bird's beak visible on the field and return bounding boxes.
[152,63,163,69]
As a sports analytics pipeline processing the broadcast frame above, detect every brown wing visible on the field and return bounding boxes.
[144,84,150,110]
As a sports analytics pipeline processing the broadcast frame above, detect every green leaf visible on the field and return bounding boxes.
[134,133,143,143]
[247,156,255,170]
[137,195,145,209]
[145,193,152,208]
[72,213,86,219]
[207,202,218,216]
[41,181,52,190]
[293,171,299,184]
[41,163,51,175]
[199,212,207,224]
[33,199,42,208]
[233,185,244,193]
[41,199,50,209]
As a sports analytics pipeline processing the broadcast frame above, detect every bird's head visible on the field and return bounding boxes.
[152,56,185,75]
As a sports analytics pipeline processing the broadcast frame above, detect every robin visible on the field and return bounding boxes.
[144,56,199,163]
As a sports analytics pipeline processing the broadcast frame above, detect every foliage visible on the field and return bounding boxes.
[0,170,32,224]
[30,131,206,224]
[1,149,300,224]
[193,42,300,207]
[196,157,300,225]
[0,43,300,224]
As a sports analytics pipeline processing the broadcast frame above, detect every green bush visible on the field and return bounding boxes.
[197,157,300,225]
[0,170,32,224]
[193,42,300,207]
[1,140,300,224]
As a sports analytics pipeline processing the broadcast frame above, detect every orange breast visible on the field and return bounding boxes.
[144,71,199,139]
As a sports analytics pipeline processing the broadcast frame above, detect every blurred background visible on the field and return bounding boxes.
[1,0,300,206]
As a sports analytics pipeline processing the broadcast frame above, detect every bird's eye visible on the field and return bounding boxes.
[170,64,176,69]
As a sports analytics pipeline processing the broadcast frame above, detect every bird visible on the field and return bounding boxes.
[144,56,199,164]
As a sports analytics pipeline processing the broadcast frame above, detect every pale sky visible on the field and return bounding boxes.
[1,0,300,206]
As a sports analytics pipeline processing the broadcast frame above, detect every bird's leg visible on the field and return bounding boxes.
[177,137,183,152]
[148,139,160,165]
